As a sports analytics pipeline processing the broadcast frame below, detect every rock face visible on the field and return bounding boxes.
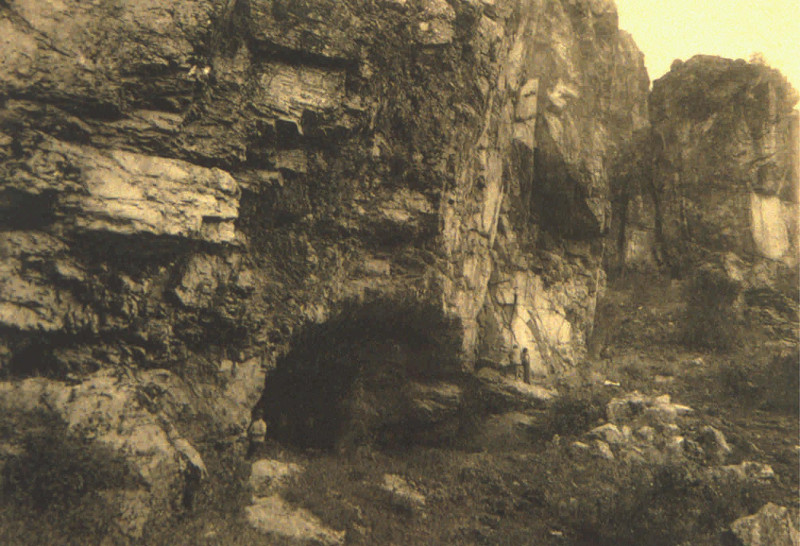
[245,495,345,545]
[0,0,648,533]
[245,458,344,544]
[0,370,209,538]
[0,0,648,376]
[730,503,800,546]
[614,55,799,271]
[463,5,649,372]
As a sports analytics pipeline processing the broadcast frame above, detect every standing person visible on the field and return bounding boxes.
[247,411,267,459]
[521,347,531,384]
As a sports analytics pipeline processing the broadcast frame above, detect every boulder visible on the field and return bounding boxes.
[730,503,800,546]
[248,459,304,497]
[587,423,625,445]
[606,392,647,422]
[698,425,732,462]
[593,440,615,461]
[643,405,679,425]
[570,441,591,454]
[245,494,345,545]
[664,435,686,459]
[607,392,693,426]
[619,446,647,465]
[715,461,776,482]
[381,474,427,513]
[634,425,656,444]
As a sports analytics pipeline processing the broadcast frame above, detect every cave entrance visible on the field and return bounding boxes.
[256,296,466,450]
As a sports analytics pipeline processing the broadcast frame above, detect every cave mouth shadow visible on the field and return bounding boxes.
[256,295,468,451]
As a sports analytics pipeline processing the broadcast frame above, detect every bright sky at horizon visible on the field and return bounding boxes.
[615,0,800,91]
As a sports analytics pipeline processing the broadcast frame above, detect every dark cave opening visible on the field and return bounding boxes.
[256,295,467,450]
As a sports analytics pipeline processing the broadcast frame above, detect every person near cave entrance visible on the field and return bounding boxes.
[521,347,531,384]
[247,410,268,459]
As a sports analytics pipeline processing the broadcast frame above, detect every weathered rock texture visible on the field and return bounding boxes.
[0,370,211,538]
[0,0,647,532]
[613,55,799,271]
[730,503,800,546]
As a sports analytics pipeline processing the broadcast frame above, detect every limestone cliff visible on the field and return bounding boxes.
[614,55,799,272]
[0,0,648,535]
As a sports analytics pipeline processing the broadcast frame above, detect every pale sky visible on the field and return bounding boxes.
[615,0,800,91]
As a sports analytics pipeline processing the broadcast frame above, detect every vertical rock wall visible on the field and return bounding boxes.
[456,2,649,373]
[618,56,799,271]
[0,0,648,381]
[0,0,648,533]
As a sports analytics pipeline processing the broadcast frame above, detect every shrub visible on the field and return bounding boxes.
[759,349,800,413]
[681,263,742,351]
[717,348,799,413]
[536,446,766,545]
[1,412,138,544]
[541,388,610,439]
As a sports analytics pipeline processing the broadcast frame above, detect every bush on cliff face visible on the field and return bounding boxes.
[257,295,465,449]
[681,263,742,351]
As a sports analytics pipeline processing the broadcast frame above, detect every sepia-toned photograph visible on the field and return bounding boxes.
[0,0,797,544]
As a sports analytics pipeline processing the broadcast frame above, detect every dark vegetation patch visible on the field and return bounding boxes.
[539,386,610,439]
[681,263,742,351]
[258,295,465,449]
[0,410,139,546]
[140,439,266,546]
[714,347,800,414]
[537,447,769,546]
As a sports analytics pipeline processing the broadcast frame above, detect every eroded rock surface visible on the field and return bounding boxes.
[0,0,648,533]
[730,503,800,546]
[614,55,799,272]
[1,0,649,381]
[248,459,303,497]
[244,458,344,544]
[0,370,207,538]
[245,495,345,546]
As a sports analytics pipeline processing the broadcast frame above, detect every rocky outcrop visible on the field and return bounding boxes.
[568,390,785,489]
[0,0,648,376]
[608,57,799,344]
[245,457,344,544]
[0,0,648,532]
[729,503,800,546]
[448,0,649,371]
[614,55,799,272]
[0,370,210,539]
